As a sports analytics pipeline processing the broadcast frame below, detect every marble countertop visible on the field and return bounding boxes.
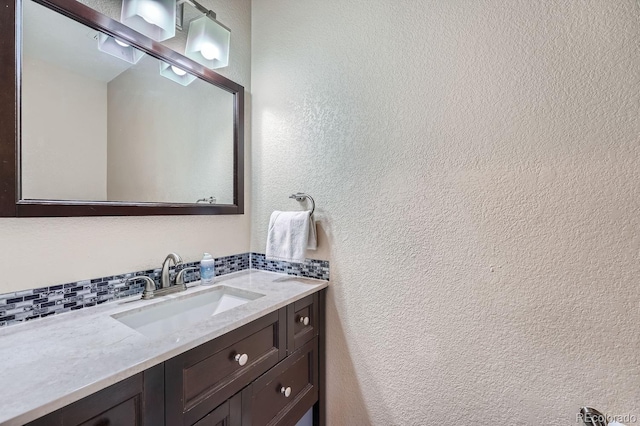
[0,270,328,426]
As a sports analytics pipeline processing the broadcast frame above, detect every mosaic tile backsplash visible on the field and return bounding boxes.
[0,252,328,328]
[250,253,330,281]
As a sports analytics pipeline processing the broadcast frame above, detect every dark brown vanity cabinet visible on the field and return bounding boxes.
[27,290,324,426]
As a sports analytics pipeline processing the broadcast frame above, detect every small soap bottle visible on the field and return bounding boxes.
[200,253,215,285]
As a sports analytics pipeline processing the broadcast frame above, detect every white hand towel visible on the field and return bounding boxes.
[266,211,316,263]
[307,213,317,251]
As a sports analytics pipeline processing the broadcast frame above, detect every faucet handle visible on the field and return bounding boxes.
[176,267,199,288]
[127,276,156,300]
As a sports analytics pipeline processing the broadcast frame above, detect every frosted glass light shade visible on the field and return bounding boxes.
[121,0,176,42]
[159,61,196,86]
[97,33,145,64]
[185,15,230,69]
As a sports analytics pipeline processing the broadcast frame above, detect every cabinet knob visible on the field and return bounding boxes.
[234,353,248,366]
[298,316,310,326]
[280,386,292,398]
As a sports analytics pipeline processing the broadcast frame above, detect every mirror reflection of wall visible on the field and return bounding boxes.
[21,0,235,205]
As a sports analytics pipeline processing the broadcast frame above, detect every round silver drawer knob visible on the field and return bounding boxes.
[280,386,292,398]
[234,353,248,366]
[299,316,310,326]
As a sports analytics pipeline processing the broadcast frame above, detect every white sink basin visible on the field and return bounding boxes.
[112,285,264,339]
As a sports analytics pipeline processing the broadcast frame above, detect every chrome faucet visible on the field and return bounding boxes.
[161,253,183,289]
[129,253,195,300]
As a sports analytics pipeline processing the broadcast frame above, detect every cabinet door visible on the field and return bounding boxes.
[242,338,318,426]
[286,294,318,354]
[192,393,241,426]
[26,363,164,426]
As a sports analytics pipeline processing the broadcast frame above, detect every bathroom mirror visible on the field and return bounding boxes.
[0,0,244,216]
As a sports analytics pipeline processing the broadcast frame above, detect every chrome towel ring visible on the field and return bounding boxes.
[289,193,315,216]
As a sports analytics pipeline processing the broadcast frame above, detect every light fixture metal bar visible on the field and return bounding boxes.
[184,0,210,17]
[176,0,222,31]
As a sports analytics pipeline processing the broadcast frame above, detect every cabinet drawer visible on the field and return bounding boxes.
[166,309,286,425]
[287,293,318,353]
[242,338,318,426]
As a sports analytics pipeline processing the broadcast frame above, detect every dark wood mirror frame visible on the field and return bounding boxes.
[0,0,244,217]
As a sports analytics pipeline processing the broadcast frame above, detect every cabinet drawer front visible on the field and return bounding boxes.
[77,397,139,426]
[287,294,318,353]
[166,309,286,425]
[183,325,274,404]
[243,338,318,426]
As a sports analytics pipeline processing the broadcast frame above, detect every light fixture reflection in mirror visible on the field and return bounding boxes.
[159,61,196,86]
[185,14,230,69]
[121,0,176,42]
[171,65,186,76]
[97,34,145,64]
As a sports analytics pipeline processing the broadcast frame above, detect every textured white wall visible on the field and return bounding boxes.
[0,0,251,293]
[251,0,640,424]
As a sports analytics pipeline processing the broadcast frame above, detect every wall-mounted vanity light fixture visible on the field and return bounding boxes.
[121,0,176,42]
[119,0,231,69]
[159,61,197,86]
[97,33,145,64]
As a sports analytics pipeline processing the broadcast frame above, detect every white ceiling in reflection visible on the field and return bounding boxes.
[23,0,134,82]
